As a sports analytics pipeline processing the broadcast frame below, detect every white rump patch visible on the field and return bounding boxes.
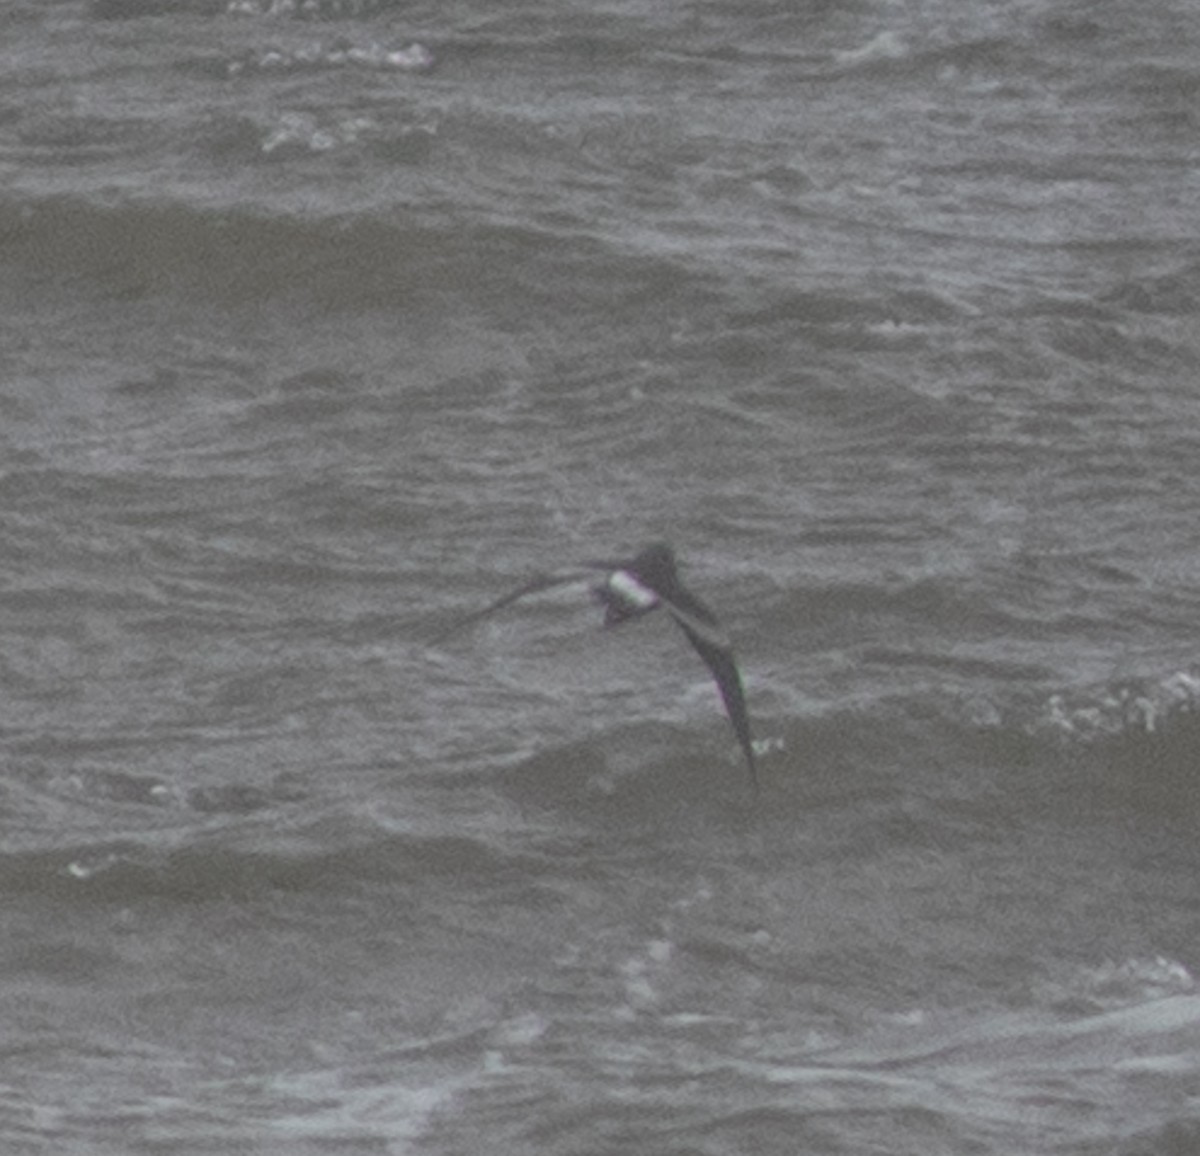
[607,569,659,611]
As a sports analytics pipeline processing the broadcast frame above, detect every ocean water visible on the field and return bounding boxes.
[2,0,1200,1152]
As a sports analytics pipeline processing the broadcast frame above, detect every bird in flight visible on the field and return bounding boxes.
[432,543,758,790]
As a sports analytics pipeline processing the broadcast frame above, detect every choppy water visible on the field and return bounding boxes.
[2,0,1200,1152]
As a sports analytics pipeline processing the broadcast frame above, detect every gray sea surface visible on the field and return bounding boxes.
[2,0,1200,1152]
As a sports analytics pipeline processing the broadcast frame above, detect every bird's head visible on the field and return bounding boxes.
[628,542,679,587]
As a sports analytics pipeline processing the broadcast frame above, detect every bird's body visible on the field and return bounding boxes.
[434,544,758,790]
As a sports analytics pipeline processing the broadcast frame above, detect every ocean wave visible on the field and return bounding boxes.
[0,194,487,307]
[1105,258,1200,318]
[0,187,712,322]
[91,0,399,18]
[1038,671,1200,817]
[434,987,1200,1156]
[1042,670,1200,744]
[224,39,432,78]
[1040,955,1195,1015]
[0,818,551,904]
[2,658,1195,898]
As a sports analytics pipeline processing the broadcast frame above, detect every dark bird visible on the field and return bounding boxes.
[433,544,758,790]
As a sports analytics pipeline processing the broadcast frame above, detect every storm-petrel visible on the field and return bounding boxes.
[432,544,758,789]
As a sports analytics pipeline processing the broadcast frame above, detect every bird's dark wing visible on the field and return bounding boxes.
[429,566,608,646]
[658,591,759,791]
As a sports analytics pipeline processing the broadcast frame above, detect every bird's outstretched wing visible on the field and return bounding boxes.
[654,588,759,792]
[428,565,610,646]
